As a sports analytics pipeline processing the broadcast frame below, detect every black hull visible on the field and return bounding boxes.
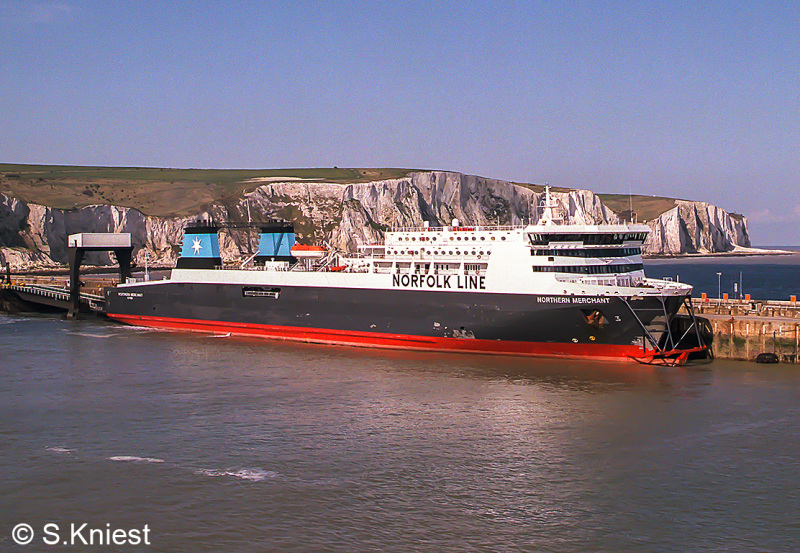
[105,282,688,360]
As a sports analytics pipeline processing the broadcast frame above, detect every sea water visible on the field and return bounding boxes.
[1,313,799,552]
[646,252,800,301]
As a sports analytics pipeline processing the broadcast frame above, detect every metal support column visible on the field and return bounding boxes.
[67,247,85,319]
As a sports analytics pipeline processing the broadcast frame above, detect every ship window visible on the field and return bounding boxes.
[529,233,648,246]
[531,263,644,274]
[243,286,281,299]
[481,236,485,240]
[501,236,506,240]
[465,263,487,273]
[530,247,642,258]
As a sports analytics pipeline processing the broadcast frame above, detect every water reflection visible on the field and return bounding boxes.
[155,329,719,397]
[4,315,798,552]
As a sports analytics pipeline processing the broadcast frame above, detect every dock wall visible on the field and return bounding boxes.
[690,299,800,363]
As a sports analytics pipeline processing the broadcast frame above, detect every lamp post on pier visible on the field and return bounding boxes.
[717,272,722,300]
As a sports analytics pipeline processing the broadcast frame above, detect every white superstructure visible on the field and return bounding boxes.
[141,187,691,301]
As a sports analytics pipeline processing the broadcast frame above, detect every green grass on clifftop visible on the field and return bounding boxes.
[0,164,416,217]
[2,163,728,223]
[597,193,680,222]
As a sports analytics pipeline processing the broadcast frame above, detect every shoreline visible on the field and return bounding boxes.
[643,247,797,260]
[4,265,171,277]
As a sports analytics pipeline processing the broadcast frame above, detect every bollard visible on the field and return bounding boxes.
[746,323,750,360]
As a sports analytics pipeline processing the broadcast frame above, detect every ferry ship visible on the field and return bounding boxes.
[104,188,710,364]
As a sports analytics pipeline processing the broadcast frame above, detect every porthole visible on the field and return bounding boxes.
[457,237,462,241]
[491,237,496,241]
[480,236,485,240]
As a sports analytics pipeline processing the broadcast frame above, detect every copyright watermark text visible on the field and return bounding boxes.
[11,523,151,546]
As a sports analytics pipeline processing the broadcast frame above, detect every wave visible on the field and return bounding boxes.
[118,325,162,332]
[47,449,272,482]
[194,467,278,482]
[68,332,120,339]
[108,455,165,464]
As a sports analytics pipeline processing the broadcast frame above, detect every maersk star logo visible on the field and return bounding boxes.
[191,238,203,255]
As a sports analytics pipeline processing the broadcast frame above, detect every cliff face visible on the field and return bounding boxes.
[644,201,751,255]
[0,171,750,269]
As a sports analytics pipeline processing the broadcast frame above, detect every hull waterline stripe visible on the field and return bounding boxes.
[106,313,648,361]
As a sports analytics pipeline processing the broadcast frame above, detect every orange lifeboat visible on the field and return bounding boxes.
[291,244,327,259]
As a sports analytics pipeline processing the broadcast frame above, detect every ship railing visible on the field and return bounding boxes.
[214,264,293,272]
[349,253,388,259]
[642,277,689,290]
[556,275,651,288]
[391,224,521,233]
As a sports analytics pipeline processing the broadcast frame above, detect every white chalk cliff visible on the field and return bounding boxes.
[644,200,751,255]
[0,171,750,270]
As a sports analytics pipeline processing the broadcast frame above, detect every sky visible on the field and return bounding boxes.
[1,1,797,245]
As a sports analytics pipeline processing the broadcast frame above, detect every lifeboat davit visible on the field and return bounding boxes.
[291,244,327,259]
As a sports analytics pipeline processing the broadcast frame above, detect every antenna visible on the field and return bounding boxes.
[628,184,633,223]
[539,184,559,225]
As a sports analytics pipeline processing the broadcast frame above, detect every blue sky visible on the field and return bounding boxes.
[1,1,797,244]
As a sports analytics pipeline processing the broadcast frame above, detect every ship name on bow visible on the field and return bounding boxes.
[537,296,612,304]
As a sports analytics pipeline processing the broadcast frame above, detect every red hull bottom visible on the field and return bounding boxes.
[107,313,650,362]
